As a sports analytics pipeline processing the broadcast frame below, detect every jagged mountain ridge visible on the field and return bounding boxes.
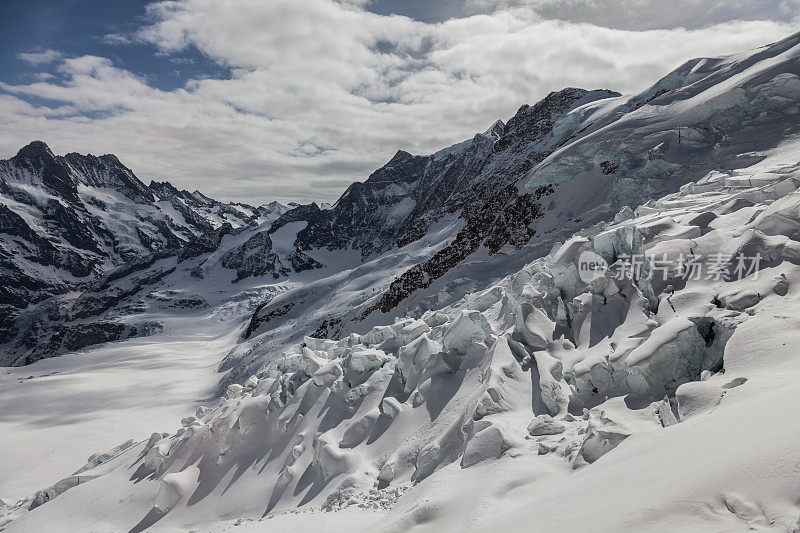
[229,88,618,280]
[0,142,286,361]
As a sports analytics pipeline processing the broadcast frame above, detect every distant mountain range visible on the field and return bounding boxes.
[0,143,285,363]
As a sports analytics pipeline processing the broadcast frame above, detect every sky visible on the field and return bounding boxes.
[0,1,798,205]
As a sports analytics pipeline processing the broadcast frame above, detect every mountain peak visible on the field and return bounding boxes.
[99,153,123,166]
[8,140,81,201]
[14,140,56,163]
[484,119,505,139]
[149,180,181,199]
[392,148,413,160]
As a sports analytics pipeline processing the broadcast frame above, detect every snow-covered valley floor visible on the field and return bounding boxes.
[0,313,238,500]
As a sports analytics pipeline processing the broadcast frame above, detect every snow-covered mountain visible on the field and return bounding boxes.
[2,31,800,533]
[0,86,623,364]
[214,88,618,285]
[0,143,286,364]
[226,30,800,387]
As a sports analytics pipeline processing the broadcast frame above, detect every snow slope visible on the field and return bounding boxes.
[0,326,227,497]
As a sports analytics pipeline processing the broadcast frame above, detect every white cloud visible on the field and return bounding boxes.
[0,1,796,204]
[16,49,64,65]
[463,0,800,29]
[102,33,133,46]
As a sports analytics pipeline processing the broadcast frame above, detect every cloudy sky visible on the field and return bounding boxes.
[0,1,798,204]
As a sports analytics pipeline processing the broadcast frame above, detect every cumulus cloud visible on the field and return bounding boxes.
[0,0,796,204]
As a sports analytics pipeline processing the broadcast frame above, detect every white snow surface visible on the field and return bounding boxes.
[0,311,246,499]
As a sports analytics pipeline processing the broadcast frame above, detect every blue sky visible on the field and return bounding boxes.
[0,1,797,204]
[0,0,456,100]
[0,1,228,91]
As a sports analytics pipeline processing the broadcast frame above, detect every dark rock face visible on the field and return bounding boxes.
[1,248,180,365]
[65,152,156,203]
[222,232,286,281]
[180,223,234,261]
[243,302,295,339]
[364,183,555,316]
[43,199,104,254]
[0,204,87,343]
